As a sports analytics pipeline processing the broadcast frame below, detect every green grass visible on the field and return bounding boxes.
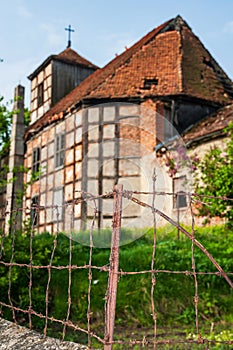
[0,225,232,348]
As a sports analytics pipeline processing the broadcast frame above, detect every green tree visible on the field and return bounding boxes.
[193,123,233,226]
[0,96,13,156]
[0,96,30,156]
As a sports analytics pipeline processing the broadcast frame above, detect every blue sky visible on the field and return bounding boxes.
[1,0,233,107]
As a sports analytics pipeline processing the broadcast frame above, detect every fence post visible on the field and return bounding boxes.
[104,184,123,350]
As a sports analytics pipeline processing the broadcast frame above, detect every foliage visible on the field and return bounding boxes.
[0,95,30,157]
[193,123,233,226]
[0,97,14,156]
[0,225,232,345]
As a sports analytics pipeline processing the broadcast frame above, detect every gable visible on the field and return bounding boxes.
[181,24,233,103]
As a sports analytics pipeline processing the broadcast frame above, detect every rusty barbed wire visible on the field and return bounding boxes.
[151,169,157,350]
[44,205,59,337]
[0,188,232,349]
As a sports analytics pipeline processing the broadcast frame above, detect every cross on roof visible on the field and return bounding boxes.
[65,25,75,48]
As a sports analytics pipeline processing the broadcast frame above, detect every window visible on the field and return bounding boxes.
[53,188,64,222]
[32,147,40,175]
[38,82,44,107]
[173,176,187,209]
[55,133,65,168]
[31,195,39,226]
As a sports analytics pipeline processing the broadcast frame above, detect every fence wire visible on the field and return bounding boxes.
[0,186,232,349]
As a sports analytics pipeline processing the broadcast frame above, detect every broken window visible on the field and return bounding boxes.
[38,82,44,107]
[55,133,65,168]
[31,195,39,226]
[173,176,187,209]
[143,78,158,89]
[32,147,40,175]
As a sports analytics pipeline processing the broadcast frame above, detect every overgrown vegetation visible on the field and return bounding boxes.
[0,225,232,348]
[193,123,233,227]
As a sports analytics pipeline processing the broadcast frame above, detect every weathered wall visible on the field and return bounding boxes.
[0,318,88,350]
[25,109,83,233]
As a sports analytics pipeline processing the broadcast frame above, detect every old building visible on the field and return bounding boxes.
[7,15,233,233]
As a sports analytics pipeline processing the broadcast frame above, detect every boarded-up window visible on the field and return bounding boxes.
[38,82,44,107]
[32,147,40,175]
[31,195,39,226]
[173,176,187,209]
[55,133,65,168]
[53,188,64,221]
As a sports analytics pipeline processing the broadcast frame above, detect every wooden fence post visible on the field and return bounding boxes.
[104,184,123,350]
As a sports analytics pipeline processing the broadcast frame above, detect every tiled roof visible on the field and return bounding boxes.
[26,15,233,137]
[28,47,98,80]
[183,104,233,146]
[56,47,98,69]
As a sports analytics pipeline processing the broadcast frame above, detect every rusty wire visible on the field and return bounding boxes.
[151,169,157,350]
[44,206,59,337]
[63,204,74,340]
[0,189,233,349]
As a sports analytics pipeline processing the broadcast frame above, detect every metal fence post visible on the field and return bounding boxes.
[104,184,123,350]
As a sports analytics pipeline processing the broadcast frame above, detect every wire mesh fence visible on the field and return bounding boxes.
[0,184,233,349]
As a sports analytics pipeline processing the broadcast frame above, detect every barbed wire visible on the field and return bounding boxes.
[0,188,232,349]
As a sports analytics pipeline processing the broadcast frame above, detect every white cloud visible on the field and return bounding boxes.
[223,21,233,34]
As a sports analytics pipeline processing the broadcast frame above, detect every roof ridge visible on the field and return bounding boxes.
[67,17,175,104]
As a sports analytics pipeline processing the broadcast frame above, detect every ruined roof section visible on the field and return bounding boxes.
[180,19,233,104]
[28,47,98,80]
[26,15,233,136]
[183,104,233,146]
[87,16,233,102]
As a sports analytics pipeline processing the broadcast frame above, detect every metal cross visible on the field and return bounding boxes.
[65,25,75,48]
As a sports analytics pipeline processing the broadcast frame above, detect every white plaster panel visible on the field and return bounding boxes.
[103,141,115,157]
[87,180,98,195]
[66,166,74,183]
[41,147,47,161]
[75,146,82,161]
[45,63,52,76]
[47,174,54,189]
[103,106,115,121]
[75,127,82,144]
[64,183,73,202]
[88,143,99,158]
[38,70,44,84]
[103,124,115,139]
[47,157,55,173]
[102,159,115,177]
[56,121,65,134]
[102,179,115,193]
[66,114,75,132]
[40,175,47,191]
[87,159,99,177]
[54,170,64,187]
[88,108,99,123]
[88,125,99,141]
[75,111,82,127]
[47,142,54,158]
[66,132,74,149]
[65,149,74,165]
